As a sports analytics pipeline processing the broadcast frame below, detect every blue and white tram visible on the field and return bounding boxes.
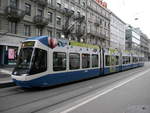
[138,53,145,67]
[121,50,132,71]
[103,48,121,74]
[11,36,144,88]
[131,52,139,68]
[12,36,101,88]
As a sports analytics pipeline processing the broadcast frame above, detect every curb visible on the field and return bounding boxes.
[0,80,16,88]
[0,69,15,88]
[0,69,12,75]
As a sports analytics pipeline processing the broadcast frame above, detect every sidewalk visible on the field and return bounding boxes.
[0,66,15,88]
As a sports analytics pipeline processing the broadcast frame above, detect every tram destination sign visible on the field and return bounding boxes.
[22,41,35,48]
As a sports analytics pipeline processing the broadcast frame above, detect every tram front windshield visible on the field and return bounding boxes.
[13,48,33,75]
[13,48,47,75]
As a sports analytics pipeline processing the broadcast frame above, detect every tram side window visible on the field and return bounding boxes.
[133,57,135,63]
[123,56,126,64]
[140,57,144,62]
[82,54,90,68]
[139,57,142,62]
[92,54,98,67]
[127,56,130,64]
[105,55,110,66]
[116,56,119,65]
[30,48,47,75]
[69,53,80,70]
[133,57,137,63]
[123,56,130,64]
[137,57,139,62]
[128,57,131,63]
[53,52,66,71]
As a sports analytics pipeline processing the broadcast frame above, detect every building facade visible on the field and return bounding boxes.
[125,26,141,53]
[140,32,149,61]
[86,0,110,47]
[110,12,126,50]
[148,39,150,61]
[0,0,110,66]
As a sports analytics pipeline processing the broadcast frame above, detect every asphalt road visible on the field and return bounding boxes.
[0,63,150,113]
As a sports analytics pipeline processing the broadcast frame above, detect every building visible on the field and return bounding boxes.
[140,32,149,61]
[125,25,141,53]
[148,39,150,61]
[110,12,126,50]
[0,0,110,66]
[86,0,110,47]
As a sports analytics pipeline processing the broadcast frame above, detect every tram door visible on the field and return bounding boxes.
[0,46,3,65]
[100,48,105,75]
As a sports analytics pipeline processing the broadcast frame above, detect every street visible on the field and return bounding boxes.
[0,63,150,113]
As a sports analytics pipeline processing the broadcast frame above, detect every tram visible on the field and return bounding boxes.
[11,36,144,88]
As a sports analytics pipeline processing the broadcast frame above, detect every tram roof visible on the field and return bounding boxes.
[25,36,100,49]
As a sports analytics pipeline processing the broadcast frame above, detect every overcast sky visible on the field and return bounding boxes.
[104,0,150,38]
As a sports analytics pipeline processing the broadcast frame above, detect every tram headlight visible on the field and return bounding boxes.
[22,74,29,76]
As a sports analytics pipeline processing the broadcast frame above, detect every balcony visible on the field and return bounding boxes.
[76,27,85,38]
[37,0,48,7]
[33,15,49,28]
[63,8,74,17]
[94,20,100,26]
[73,15,85,23]
[87,30,109,40]
[4,6,25,22]
[55,6,66,14]
[87,30,99,37]
[47,3,55,10]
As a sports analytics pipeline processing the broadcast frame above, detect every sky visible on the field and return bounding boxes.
[104,0,150,38]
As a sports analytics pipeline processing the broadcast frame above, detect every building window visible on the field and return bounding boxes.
[48,30,52,37]
[0,20,1,30]
[10,0,18,7]
[7,47,18,65]
[92,54,98,67]
[48,12,53,23]
[105,55,110,66]
[56,3,61,8]
[56,31,61,38]
[24,24,31,36]
[100,19,102,25]
[56,17,61,25]
[37,9,43,16]
[25,3,31,16]
[9,22,17,34]
[82,2,85,7]
[77,11,80,17]
[0,0,1,7]
[69,53,80,70]
[105,22,107,27]
[53,52,66,71]
[82,54,90,68]
[76,0,80,4]
[48,0,53,4]
[37,28,42,36]
[71,9,75,14]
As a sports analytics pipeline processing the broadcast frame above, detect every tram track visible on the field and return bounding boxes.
[0,65,148,113]
[31,67,148,113]
[0,86,25,98]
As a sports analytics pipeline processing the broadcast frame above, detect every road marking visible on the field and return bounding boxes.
[59,68,150,113]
